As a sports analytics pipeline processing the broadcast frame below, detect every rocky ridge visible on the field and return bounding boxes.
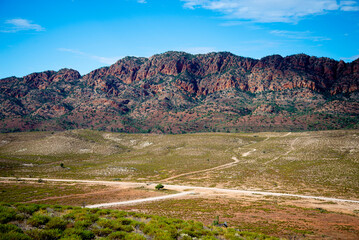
[1,51,358,133]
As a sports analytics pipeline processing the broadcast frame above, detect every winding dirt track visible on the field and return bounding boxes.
[2,177,359,208]
[264,137,299,165]
[162,156,240,182]
[162,148,258,182]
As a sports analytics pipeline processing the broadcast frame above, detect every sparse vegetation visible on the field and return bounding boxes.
[0,203,279,240]
[1,129,358,198]
[119,197,359,239]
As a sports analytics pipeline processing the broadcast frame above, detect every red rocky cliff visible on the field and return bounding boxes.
[79,52,359,96]
[1,52,358,133]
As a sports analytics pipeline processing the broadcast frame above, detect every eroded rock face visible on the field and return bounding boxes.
[79,52,359,96]
[0,52,358,133]
[23,69,81,89]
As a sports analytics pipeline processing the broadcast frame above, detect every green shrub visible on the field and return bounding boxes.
[96,218,113,229]
[80,230,96,240]
[26,228,62,240]
[62,212,75,221]
[0,223,23,233]
[0,212,17,224]
[76,212,99,222]
[200,236,217,240]
[212,216,219,226]
[16,204,40,215]
[152,230,174,240]
[0,206,17,223]
[155,184,164,190]
[118,218,133,225]
[111,211,127,219]
[59,235,82,240]
[74,220,93,229]
[96,218,133,232]
[92,227,112,237]
[142,219,178,239]
[97,209,111,216]
[53,205,64,211]
[107,231,127,239]
[27,214,51,227]
[181,229,202,238]
[181,234,192,240]
[116,224,133,232]
[105,231,146,240]
[45,217,68,231]
[125,232,146,240]
[0,231,31,240]
[63,228,95,240]
[119,218,144,230]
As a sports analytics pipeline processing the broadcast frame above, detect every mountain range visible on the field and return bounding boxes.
[1,51,359,133]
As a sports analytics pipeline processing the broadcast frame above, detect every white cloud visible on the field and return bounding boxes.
[2,18,44,33]
[270,30,331,41]
[58,48,121,65]
[181,0,359,23]
[137,0,147,3]
[340,1,359,11]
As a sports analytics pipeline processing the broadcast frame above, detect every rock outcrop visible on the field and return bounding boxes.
[0,51,358,133]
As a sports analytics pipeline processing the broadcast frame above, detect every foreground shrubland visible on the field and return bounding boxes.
[0,203,279,240]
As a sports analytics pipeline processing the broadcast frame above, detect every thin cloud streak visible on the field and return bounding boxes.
[270,30,331,41]
[341,54,359,61]
[340,1,359,11]
[181,47,217,54]
[58,48,121,65]
[181,0,359,23]
[2,18,45,33]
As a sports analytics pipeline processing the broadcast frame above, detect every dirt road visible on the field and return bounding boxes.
[86,192,194,208]
[2,177,359,205]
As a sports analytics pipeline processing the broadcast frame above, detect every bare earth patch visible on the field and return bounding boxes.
[0,180,165,206]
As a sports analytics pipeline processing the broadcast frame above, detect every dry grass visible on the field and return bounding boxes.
[0,180,165,206]
[1,129,358,198]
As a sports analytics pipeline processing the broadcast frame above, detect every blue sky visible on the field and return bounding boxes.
[0,0,358,78]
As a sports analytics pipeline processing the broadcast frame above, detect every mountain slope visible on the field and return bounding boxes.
[1,51,359,133]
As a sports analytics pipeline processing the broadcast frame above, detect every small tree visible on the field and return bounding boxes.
[213,216,219,226]
[155,184,164,190]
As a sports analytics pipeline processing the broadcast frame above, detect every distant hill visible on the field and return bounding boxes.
[1,51,358,133]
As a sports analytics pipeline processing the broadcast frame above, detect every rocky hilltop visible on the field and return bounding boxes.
[1,51,358,133]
